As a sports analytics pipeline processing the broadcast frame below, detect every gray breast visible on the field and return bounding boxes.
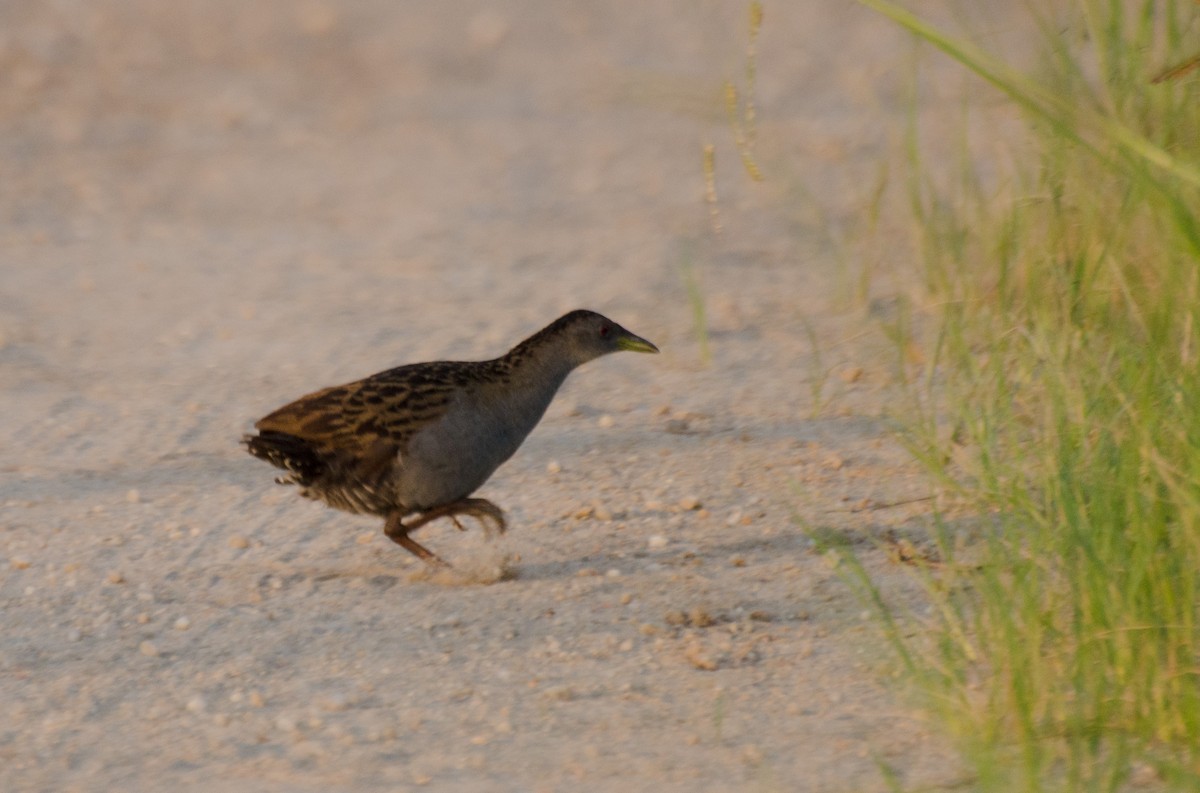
[395,384,558,510]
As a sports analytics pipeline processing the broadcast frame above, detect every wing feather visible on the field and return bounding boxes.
[249,362,467,483]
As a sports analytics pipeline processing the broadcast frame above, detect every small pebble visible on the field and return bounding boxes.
[546,460,562,474]
[356,532,374,545]
[139,640,159,657]
[664,610,688,626]
[689,608,715,628]
[317,692,350,712]
[185,695,206,714]
[125,489,141,503]
[678,496,701,511]
[647,534,669,549]
[107,571,125,585]
[10,557,30,570]
[298,3,338,36]
[248,691,265,708]
[730,556,747,568]
[228,536,250,550]
[136,612,150,624]
[543,685,575,702]
[174,617,191,631]
[605,568,622,578]
[597,414,615,428]
[1130,762,1162,787]
[684,640,718,671]
[467,9,509,48]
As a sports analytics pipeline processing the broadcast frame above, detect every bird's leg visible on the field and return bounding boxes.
[382,511,449,567]
[404,498,507,538]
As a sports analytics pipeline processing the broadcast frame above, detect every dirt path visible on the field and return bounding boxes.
[1,3,1008,790]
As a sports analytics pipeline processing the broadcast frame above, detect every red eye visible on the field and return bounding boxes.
[599,324,611,338]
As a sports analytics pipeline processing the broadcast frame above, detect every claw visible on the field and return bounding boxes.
[382,511,450,566]
[384,498,507,563]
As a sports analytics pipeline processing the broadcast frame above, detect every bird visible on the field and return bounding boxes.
[242,309,659,566]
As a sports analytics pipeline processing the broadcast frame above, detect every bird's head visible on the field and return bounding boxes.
[557,309,659,363]
[506,309,659,372]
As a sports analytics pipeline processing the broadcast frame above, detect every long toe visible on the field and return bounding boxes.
[482,508,507,536]
[466,500,506,537]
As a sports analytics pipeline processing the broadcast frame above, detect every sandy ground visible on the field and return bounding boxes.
[1,2,1021,791]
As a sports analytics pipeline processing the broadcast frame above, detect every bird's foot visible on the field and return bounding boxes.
[406,498,507,538]
[381,500,507,567]
[382,511,449,567]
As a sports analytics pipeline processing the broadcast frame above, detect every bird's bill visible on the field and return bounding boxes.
[617,333,660,354]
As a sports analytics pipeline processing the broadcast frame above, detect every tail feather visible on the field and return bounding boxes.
[242,430,326,485]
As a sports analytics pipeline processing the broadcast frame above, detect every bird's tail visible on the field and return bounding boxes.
[242,431,326,486]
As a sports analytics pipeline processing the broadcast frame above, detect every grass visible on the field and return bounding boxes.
[849,1,1200,789]
[679,240,711,365]
[682,2,766,366]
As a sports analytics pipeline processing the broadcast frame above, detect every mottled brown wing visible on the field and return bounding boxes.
[253,363,462,480]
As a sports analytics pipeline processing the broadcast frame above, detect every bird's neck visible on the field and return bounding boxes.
[465,342,575,442]
[502,331,581,389]
[501,343,573,396]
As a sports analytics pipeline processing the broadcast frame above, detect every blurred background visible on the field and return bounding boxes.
[1,0,964,465]
[0,3,1037,791]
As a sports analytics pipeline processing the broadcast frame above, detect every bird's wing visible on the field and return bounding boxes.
[252,362,468,480]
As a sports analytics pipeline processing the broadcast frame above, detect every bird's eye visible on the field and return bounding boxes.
[599,324,612,338]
